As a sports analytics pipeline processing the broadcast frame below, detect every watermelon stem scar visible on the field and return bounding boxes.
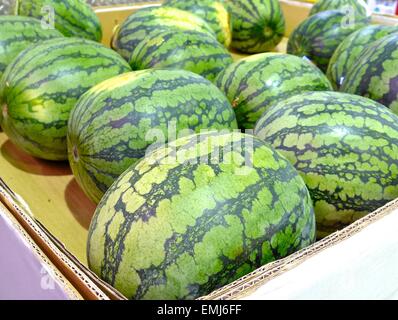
[232,97,240,108]
[264,26,273,38]
[2,103,7,119]
[72,145,79,162]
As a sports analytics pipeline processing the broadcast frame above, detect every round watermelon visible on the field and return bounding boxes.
[287,10,369,73]
[226,0,285,53]
[0,37,131,161]
[215,53,333,129]
[162,0,232,47]
[16,0,102,42]
[112,6,216,60]
[327,25,398,90]
[68,69,238,204]
[309,0,369,17]
[254,91,398,237]
[0,16,63,79]
[341,33,398,114]
[87,131,316,300]
[129,29,233,82]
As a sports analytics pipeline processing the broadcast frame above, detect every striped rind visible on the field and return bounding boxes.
[17,0,102,42]
[215,52,333,129]
[67,69,238,204]
[341,34,398,114]
[327,25,398,90]
[0,15,63,79]
[309,0,369,17]
[87,131,315,300]
[226,0,285,53]
[129,29,233,82]
[254,91,398,236]
[113,6,216,60]
[163,0,232,47]
[287,10,369,72]
[0,37,131,161]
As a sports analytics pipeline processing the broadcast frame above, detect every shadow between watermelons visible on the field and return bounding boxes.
[64,178,96,230]
[0,139,71,176]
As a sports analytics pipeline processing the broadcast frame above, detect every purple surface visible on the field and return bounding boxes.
[0,210,71,300]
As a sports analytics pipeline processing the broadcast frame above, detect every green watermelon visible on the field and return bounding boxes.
[341,34,398,114]
[16,0,102,42]
[254,91,398,237]
[309,0,369,17]
[214,53,333,129]
[162,0,232,47]
[68,69,238,204]
[87,131,316,300]
[129,29,233,82]
[0,16,63,79]
[327,25,398,90]
[287,10,369,73]
[226,0,285,53]
[0,37,131,161]
[112,6,216,60]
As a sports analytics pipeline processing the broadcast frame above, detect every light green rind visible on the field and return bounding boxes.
[215,52,333,129]
[227,0,285,53]
[16,0,102,42]
[309,0,369,17]
[287,10,369,73]
[68,69,238,204]
[0,37,131,161]
[87,131,315,299]
[112,6,216,60]
[163,0,232,47]
[254,91,398,237]
[327,25,398,90]
[129,29,233,82]
[341,33,398,114]
[0,15,63,79]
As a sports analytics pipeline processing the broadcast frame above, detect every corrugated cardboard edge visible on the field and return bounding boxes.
[0,178,126,300]
[199,198,398,300]
[0,202,82,300]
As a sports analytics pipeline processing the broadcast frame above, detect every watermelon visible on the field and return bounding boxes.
[162,0,232,47]
[327,25,398,90]
[16,0,102,42]
[129,29,233,82]
[287,10,369,73]
[341,34,398,114]
[309,0,369,17]
[254,91,398,237]
[0,37,131,161]
[226,0,285,53]
[68,69,238,204]
[0,16,63,79]
[328,25,398,90]
[87,131,316,300]
[214,52,333,129]
[112,6,216,60]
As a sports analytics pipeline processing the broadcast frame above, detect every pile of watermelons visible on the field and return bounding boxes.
[0,0,398,299]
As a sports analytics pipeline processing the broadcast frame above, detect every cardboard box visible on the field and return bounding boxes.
[0,198,82,300]
[1,0,398,300]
